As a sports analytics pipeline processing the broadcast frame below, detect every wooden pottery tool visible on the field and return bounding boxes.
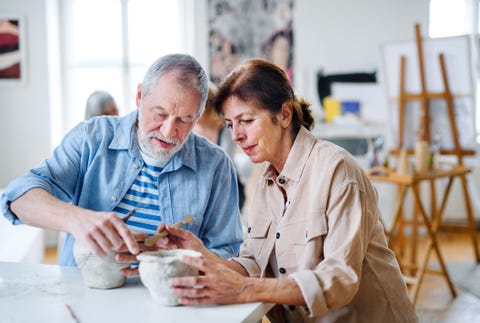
[121,209,136,222]
[144,215,194,246]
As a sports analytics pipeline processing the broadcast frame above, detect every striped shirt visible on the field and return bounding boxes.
[113,162,163,235]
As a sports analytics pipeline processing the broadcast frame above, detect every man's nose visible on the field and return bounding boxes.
[161,118,177,138]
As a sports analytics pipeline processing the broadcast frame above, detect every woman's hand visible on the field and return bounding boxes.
[116,232,156,276]
[116,225,210,277]
[154,224,209,256]
[169,255,253,305]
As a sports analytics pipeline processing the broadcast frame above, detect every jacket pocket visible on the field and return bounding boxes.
[244,218,272,259]
[246,217,271,238]
[292,212,328,269]
[293,211,328,245]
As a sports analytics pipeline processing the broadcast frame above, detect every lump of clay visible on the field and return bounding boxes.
[73,240,130,289]
[138,249,201,306]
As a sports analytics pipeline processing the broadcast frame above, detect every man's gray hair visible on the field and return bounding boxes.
[85,90,115,119]
[141,53,209,116]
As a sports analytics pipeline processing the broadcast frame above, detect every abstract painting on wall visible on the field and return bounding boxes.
[208,0,294,84]
[0,16,25,83]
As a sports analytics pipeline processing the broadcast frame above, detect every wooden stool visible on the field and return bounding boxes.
[368,165,479,304]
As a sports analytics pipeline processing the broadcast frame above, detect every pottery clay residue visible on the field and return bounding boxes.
[137,249,201,306]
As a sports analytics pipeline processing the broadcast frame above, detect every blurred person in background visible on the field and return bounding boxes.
[194,83,246,211]
[85,90,119,119]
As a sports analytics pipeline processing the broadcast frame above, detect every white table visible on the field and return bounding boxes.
[0,261,273,323]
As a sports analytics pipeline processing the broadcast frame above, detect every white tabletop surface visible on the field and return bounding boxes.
[0,261,272,323]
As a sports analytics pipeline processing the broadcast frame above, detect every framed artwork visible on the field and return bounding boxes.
[0,16,26,84]
[208,0,294,85]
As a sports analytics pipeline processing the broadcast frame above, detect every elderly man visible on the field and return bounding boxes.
[0,54,243,271]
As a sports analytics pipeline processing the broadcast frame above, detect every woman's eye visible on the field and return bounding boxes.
[240,119,252,125]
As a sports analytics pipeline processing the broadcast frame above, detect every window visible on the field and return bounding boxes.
[429,0,470,38]
[58,0,187,139]
[429,0,480,141]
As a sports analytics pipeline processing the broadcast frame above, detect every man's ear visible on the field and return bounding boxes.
[135,84,142,108]
[280,101,293,128]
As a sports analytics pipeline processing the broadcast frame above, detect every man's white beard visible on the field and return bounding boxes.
[138,130,185,162]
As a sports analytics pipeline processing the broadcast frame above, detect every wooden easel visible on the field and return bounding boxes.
[370,23,480,304]
[394,24,476,160]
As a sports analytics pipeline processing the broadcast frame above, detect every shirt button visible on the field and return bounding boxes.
[276,232,280,239]
[111,196,117,202]
[133,164,139,169]
[279,267,286,274]
[278,178,285,184]
[247,227,251,233]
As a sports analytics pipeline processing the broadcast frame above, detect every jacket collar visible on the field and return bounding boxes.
[262,126,316,183]
[109,110,198,172]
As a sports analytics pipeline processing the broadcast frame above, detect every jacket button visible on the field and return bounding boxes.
[279,267,286,274]
[276,232,280,239]
[289,305,296,311]
[247,227,251,233]
[278,178,285,184]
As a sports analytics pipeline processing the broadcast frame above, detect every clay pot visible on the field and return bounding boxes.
[137,249,201,306]
[73,240,130,289]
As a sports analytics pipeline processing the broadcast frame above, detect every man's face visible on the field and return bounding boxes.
[136,71,201,159]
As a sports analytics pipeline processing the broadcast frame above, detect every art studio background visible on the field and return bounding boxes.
[1,0,479,265]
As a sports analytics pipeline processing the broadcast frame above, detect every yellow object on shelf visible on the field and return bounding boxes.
[323,97,341,123]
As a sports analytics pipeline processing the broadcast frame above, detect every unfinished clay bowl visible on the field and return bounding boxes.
[137,249,201,306]
[73,240,130,289]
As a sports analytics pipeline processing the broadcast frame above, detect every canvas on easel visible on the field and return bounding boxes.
[380,32,476,155]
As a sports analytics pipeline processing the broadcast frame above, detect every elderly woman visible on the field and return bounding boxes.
[157,59,417,322]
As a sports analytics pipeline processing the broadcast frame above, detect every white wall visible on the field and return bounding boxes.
[0,0,51,187]
[0,0,61,248]
[293,0,429,108]
[0,0,430,188]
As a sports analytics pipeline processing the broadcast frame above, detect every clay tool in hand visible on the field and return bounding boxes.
[144,215,194,246]
[121,209,136,223]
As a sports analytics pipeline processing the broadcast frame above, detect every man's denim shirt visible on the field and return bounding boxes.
[1,111,243,266]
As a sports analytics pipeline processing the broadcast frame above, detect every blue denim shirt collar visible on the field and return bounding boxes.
[110,110,198,173]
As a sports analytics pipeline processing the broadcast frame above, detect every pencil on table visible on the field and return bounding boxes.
[65,303,80,323]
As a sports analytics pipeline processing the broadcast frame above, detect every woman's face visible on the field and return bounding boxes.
[222,96,288,170]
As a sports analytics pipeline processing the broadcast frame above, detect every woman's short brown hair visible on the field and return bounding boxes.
[213,59,315,132]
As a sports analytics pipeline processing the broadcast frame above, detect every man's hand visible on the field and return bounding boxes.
[116,232,157,276]
[70,210,140,257]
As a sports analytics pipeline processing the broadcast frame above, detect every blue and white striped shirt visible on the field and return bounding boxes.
[114,163,163,235]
